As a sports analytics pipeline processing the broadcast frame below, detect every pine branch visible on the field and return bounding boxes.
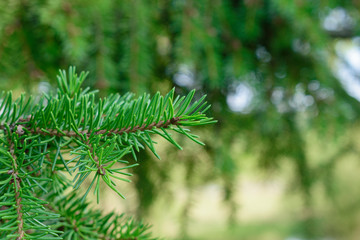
[0,70,215,201]
[0,67,216,238]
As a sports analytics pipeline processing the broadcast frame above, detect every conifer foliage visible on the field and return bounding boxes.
[0,67,215,239]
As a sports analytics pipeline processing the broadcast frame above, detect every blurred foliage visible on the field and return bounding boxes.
[2,0,360,238]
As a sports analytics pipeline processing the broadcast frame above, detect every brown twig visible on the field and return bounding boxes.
[11,117,182,138]
[8,135,25,239]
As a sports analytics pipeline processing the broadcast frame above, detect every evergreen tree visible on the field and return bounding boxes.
[0,67,215,239]
[1,0,360,238]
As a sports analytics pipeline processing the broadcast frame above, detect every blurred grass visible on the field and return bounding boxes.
[186,221,294,240]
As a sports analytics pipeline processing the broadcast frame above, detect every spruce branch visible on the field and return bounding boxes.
[0,66,216,239]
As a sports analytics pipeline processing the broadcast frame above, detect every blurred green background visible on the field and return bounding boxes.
[2,0,360,239]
